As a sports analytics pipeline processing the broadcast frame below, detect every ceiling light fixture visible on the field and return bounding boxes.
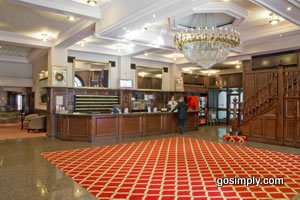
[79,40,86,47]
[269,13,280,25]
[144,52,148,56]
[87,0,97,6]
[287,7,292,11]
[68,16,76,21]
[174,14,240,69]
[41,33,48,42]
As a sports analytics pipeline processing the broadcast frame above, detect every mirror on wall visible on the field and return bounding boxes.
[73,60,110,88]
[137,66,163,90]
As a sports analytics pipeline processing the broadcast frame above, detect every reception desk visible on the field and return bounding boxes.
[56,111,198,142]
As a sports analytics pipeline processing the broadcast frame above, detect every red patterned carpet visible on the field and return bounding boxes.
[42,137,300,200]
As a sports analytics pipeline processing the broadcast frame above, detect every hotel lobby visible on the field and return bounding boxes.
[0,0,300,199]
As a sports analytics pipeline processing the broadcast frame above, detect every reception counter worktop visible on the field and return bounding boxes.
[56,111,198,142]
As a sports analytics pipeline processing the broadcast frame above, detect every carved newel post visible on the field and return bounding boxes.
[231,97,238,135]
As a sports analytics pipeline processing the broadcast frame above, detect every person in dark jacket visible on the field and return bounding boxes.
[171,96,188,134]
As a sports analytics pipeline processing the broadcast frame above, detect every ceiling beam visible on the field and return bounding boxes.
[0,30,52,48]
[8,0,101,20]
[251,0,300,26]
[95,0,185,36]
[55,20,95,48]
[68,43,123,56]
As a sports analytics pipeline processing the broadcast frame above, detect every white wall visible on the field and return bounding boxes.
[31,53,48,110]
[0,61,33,87]
[0,61,32,78]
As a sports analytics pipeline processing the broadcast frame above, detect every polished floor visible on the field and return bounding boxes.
[0,125,300,200]
[0,123,46,140]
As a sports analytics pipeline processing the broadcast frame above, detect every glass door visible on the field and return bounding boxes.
[227,93,240,124]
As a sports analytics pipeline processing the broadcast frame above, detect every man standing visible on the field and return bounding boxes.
[171,97,188,134]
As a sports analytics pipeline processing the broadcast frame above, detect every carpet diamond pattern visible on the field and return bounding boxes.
[41,137,300,200]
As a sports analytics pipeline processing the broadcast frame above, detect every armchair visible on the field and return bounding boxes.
[28,115,46,132]
[22,114,39,129]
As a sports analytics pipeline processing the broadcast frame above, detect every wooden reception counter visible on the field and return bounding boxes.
[56,111,198,142]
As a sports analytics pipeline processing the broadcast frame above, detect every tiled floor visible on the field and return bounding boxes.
[0,125,299,200]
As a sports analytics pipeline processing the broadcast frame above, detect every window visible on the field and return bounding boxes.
[74,75,84,87]
[218,91,227,109]
[16,94,22,111]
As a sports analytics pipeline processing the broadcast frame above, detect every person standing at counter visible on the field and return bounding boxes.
[171,97,188,134]
[168,96,178,112]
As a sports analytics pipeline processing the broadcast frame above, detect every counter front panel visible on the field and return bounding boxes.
[56,111,198,142]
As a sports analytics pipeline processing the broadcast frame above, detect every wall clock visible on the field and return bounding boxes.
[55,72,64,81]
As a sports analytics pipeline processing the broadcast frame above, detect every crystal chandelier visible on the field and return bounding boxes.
[174,25,240,69]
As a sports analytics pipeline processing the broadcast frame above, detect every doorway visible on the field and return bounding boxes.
[227,93,240,124]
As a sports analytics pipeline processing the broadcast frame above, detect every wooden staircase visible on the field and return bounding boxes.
[241,72,278,124]
[239,66,300,148]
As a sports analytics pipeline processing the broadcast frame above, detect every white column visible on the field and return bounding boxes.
[48,47,72,87]
[119,56,136,89]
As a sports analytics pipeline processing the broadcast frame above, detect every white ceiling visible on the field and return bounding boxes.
[0,42,33,57]
[0,0,299,67]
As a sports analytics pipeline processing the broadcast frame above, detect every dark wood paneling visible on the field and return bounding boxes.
[251,118,263,137]
[119,115,143,137]
[164,114,178,133]
[244,73,255,99]
[241,124,250,136]
[68,116,89,137]
[95,116,118,136]
[143,114,163,135]
[264,118,276,139]
[285,119,295,142]
[183,74,205,85]
[186,113,198,131]
[56,112,199,142]
[284,100,296,143]
[256,72,269,91]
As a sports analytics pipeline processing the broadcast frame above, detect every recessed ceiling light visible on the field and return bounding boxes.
[269,13,280,25]
[41,33,48,42]
[79,40,86,47]
[287,7,292,11]
[144,52,148,56]
[68,16,76,21]
[87,0,97,6]
[236,65,241,69]
[152,14,156,18]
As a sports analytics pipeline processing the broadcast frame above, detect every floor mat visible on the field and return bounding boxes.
[41,137,300,200]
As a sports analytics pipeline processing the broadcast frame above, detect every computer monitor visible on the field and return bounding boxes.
[112,104,121,114]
